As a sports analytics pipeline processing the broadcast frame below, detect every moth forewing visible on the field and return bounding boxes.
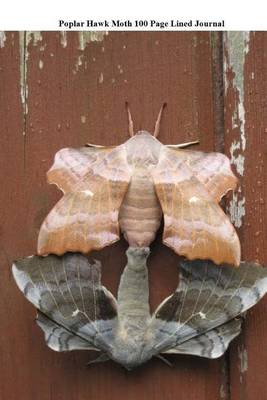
[38,130,240,265]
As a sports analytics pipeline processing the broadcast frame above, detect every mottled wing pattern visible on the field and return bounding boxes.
[36,312,97,352]
[164,318,242,359]
[147,260,267,357]
[12,254,118,353]
[151,147,240,265]
[170,148,238,202]
[47,146,114,193]
[38,145,132,255]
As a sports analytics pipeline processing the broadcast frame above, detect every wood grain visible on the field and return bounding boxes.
[224,32,267,400]
[1,30,260,399]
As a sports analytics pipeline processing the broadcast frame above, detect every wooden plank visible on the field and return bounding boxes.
[1,31,226,399]
[224,32,267,399]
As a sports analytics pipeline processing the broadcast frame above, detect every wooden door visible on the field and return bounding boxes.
[0,31,266,400]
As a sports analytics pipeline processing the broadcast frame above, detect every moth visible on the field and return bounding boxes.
[37,106,240,266]
[12,248,267,369]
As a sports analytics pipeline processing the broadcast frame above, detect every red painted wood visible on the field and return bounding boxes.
[224,32,267,399]
[0,31,240,400]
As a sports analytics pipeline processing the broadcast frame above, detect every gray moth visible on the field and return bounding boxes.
[12,248,267,370]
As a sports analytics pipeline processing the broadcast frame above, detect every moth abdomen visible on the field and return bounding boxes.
[119,170,162,247]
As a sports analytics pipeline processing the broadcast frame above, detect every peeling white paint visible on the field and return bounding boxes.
[73,54,84,74]
[39,59,44,69]
[224,31,250,228]
[239,102,246,152]
[117,64,123,74]
[19,32,27,113]
[78,31,108,51]
[228,193,246,228]
[225,31,249,158]
[0,31,6,48]
[81,115,86,124]
[60,31,67,48]
[19,32,43,117]
[230,141,245,176]
[238,345,248,383]
[98,72,104,83]
[74,32,107,73]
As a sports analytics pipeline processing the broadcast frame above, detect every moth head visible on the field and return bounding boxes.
[126,247,150,270]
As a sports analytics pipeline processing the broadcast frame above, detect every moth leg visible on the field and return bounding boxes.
[155,354,173,367]
[87,353,110,366]
[126,102,134,137]
[153,103,167,138]
[167,140,200,148]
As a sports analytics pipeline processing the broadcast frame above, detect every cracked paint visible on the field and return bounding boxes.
[17,31,108,99]
[238,345,248,383]
[73,54,84,74]
[0,31,6,48]
[72,32,108,74]
[224,32,250,228]
[19,32,43,117]
[228,193,246,228]
[230,140,244,176]
[78,31,108,50]
[60,31,67,48]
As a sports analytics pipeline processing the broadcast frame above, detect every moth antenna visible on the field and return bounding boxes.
[156,354,173,367]
[154,103,167,138]
[167,140,200,148]
[125,102,134,137]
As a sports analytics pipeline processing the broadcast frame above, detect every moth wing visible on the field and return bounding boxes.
[38,144,132,255]
[12,253,118,353]
[164,318,241,359]
[36,312,98,352]
[167,147,237,202]
[151,147,240,265]
[147,260,267,356]
[47,145,114,193]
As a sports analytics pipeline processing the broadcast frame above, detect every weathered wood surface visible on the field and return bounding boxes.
[0,31,265,400]
[224,31,267,400]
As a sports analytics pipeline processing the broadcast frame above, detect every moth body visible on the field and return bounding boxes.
[119,131,163,247]
[111,246,153,369]
[110,338,152,370]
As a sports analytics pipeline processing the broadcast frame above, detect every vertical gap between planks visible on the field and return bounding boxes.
[211,32,225,153]
[21,31,27,172]
[210,31,231,400]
